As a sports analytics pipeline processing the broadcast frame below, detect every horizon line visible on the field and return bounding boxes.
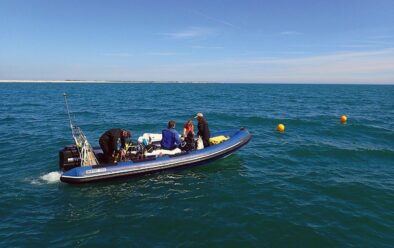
[0,80,393,85]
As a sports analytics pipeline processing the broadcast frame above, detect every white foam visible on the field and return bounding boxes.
[30,179,41,185]
[40,171,61,184]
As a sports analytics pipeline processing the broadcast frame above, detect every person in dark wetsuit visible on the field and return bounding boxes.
[99,128,131,163]
[195,113,210,148]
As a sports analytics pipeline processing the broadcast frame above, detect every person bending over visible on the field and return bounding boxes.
[99,128,131,163]
[161,120,181,150]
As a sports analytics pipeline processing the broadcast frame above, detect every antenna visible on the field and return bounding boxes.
[62,93,98,166]
[63,93,73,129]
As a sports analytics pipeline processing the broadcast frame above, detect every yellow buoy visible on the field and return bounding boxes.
[340,115,347,124]
[277,123,285,132]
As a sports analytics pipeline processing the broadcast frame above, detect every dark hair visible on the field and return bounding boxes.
[168,120,176,129]
[122,130,131,137]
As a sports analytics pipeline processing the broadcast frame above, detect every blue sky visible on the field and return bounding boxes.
[1,0,393,83]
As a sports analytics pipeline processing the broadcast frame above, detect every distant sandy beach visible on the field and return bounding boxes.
[0,80,122,83]
[0,80,218,83]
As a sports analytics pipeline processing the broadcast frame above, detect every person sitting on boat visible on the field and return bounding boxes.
[183,120,194,137]
[99,128,131,163]
[161,120,181,150]
[195,113,210,148]
[181,120,195,151]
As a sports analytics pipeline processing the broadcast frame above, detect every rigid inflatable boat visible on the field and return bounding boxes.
[59,129,251,184]
[58,94,251,184]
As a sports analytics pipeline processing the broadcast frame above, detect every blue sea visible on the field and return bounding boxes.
[0,83,393,247]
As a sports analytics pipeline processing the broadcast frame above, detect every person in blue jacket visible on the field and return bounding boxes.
[161,120,181,150]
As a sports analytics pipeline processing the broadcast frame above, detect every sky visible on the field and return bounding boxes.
[0,0,393,83]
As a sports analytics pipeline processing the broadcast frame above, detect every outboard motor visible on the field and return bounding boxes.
[59,145,81,172]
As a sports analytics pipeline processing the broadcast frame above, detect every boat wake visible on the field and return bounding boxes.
[31,171,61,184]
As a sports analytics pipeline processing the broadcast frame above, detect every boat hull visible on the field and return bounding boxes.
[60,129,251,184]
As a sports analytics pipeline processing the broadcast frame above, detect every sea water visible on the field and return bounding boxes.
[0,83,393,247]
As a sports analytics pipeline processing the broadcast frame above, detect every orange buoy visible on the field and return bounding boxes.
[277,123,285,132]
[340,115,347,124]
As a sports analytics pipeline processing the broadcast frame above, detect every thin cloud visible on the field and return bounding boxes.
[192,10,239,29]
[280,31,302,35]
[103,53,132,57]
[339,44,378,49]
[4,49,393,83]
[147,52,178,56]
[144,48,394,83]
[369,35,394,39]
[350,39,394,46]
[232,48,394,65]
[160,27,212,39]
[191,45,224,49]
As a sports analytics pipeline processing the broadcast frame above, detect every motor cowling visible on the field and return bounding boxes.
[59,145,81,172]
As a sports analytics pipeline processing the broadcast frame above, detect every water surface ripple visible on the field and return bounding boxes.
[0,83,393,247]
